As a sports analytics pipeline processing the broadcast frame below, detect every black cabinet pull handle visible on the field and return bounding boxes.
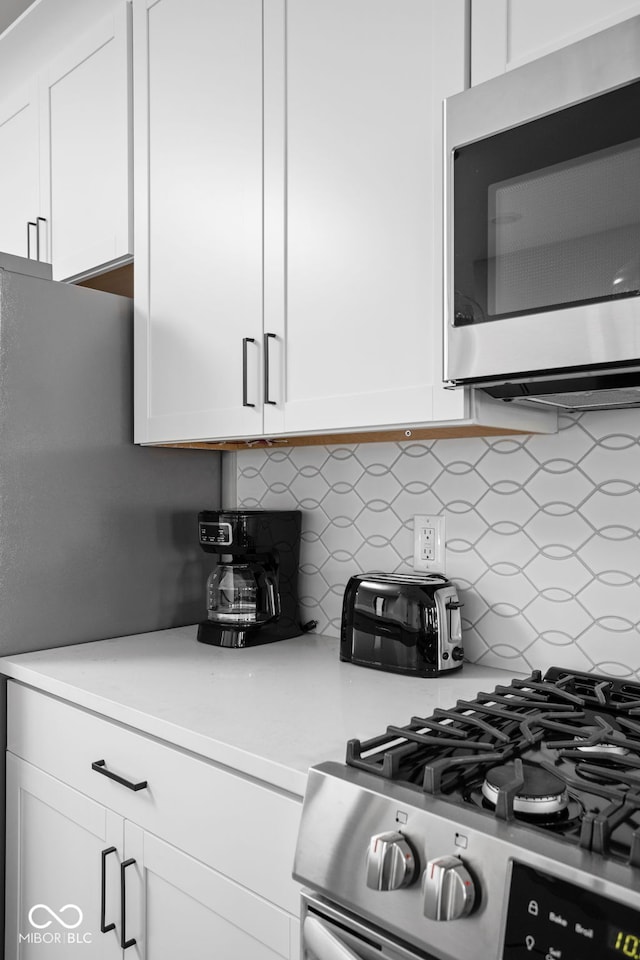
[92,759,148,792]
[100,846,117,933]
[27,221,37,259]
[263,332,277,405]
[36,216,47,261]
[242,337,256,407]
[120,858,136,949]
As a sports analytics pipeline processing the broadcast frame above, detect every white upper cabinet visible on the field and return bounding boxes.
[264,0,467,435]
[134,0,264,443]
[40,5,133,280]
[134,0,556,444]
[472,0,640,85]
[0,0,132,280]
[0,83,40,262]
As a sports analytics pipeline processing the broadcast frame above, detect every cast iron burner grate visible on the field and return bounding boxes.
[345,667,640,866]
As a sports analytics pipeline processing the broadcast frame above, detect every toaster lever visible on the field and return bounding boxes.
[446,600,464,610]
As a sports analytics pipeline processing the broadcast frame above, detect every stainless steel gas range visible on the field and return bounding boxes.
[293,667,640,960]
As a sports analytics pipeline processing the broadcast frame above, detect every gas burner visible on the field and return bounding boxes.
[482,763,569,816]
[465,785,584,829]
[574,740,629,756]
[570,723,630,756]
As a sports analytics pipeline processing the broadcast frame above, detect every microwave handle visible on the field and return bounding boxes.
[304,916,362,960]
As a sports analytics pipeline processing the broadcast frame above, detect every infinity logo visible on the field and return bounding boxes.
[28,904,84,930]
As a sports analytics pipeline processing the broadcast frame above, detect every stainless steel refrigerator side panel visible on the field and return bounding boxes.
[443,15,640,385]
[0,253,51,280]
[0,268,221,654]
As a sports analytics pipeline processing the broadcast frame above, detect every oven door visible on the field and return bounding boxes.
[301,892,439,960]
[444,15,640,387]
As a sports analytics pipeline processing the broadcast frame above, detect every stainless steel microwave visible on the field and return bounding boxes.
[444,16,640,410]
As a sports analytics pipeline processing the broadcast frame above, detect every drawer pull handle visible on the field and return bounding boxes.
[120,858,136,950]
[91,759,148,792]
[100,846,117,934]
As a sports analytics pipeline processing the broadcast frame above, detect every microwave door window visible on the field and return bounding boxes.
[453,78,640,326]
[488,140,640,318]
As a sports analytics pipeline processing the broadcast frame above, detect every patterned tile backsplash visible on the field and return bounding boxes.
[237,410,640,679]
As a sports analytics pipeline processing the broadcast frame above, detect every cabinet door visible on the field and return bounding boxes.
[263,0,468,436]
[39,4,133,281]
[124,823,296,960]
[133,0,264,444]
[5,753,123,959]
[0,83,40,260]
[472,0,640,85]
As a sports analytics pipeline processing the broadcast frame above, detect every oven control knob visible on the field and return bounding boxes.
[423,856,476,921]
[365,831,417,891]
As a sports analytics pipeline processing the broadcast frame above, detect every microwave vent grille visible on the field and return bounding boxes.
[512,387,640,411]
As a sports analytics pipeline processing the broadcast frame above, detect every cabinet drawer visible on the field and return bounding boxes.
[7,683,302,915]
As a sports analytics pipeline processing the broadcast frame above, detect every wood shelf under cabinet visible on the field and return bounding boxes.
[77,261,133,298]
[156,423,541,451]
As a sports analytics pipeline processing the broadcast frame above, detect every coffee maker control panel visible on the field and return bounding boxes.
[199,522,233,546]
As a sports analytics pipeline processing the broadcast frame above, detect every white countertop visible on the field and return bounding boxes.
[0,627,524,797]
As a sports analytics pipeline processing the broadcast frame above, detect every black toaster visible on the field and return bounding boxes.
[340,572,464,677]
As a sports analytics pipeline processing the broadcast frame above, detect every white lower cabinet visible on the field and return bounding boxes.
[6,755,122,959]
[125,825,294,960]
[5,684,301,959]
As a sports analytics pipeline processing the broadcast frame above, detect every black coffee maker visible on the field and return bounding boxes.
[197,509,305,648]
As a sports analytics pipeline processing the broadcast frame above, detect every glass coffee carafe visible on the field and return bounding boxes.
[206,558,280,625]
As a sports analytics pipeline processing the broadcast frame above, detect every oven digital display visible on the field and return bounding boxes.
[502,862,640,959]
[610,928,640,958]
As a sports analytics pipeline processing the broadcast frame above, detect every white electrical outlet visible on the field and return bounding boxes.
[413,515,445,573]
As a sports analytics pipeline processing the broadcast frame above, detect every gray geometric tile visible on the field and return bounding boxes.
[354,470,403,509]
[475,446,539,487]
[524,554,592,594]
[474,568,538,611]
[237,409,640,679]
[475,487,538,526]
[526,509,593,551]
[475,528,538,568]
[580,534,640,577]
